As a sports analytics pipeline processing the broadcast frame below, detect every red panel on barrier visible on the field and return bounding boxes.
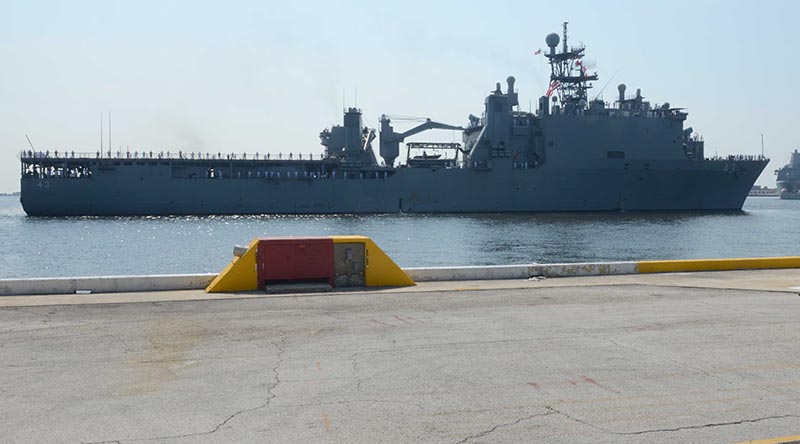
[257,237,334,288]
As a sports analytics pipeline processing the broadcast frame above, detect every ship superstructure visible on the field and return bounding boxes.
[19,24,768,216]
[776,149,800,199]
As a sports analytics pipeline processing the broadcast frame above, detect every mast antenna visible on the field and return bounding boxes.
[108,111,112,157]
[761,133,765,157]
[25,135,35,151]
[545,23,597,110]
[593,71,618,101]
[100,112,103,153]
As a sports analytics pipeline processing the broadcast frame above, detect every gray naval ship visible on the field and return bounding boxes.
[20,24,768,216]
[776,149,800,199]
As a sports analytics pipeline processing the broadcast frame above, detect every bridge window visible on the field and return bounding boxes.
[607,150,625,159]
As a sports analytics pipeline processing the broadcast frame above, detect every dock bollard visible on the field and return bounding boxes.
[232,245,248,258]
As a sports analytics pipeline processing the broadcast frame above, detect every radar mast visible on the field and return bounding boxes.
[544,22,598,111]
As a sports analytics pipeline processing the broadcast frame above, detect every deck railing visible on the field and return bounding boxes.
[706,154,768,162]
[20,150,329,161]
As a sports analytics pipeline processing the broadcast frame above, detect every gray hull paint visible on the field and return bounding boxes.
[20,25,769,217]
[20,160,765,216]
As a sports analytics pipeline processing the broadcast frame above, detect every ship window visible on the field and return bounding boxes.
[607,151,625,159]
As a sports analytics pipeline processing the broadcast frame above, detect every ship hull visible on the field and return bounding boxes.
[20,159,767,216]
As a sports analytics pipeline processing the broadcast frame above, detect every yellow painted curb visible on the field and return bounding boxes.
[638,256,800,274]
[332,236,416,287]
[205,238,259,293]
[734,434,800,444]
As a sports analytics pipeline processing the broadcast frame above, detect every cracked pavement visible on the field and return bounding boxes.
[2,276,800,443]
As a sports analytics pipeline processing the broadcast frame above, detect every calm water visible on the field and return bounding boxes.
[0,195,797,279]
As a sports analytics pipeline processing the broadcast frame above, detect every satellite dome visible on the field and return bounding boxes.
[545,33,560,48]
[506,76,516,92]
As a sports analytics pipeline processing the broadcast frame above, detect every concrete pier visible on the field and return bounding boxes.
[2,269,800,443]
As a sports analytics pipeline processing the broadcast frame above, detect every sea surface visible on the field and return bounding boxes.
[0,195,797,279]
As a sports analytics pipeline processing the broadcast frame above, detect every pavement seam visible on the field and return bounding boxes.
[619,414,800,435]
[545,405,800,435]
[349,351,363,392]
[605,337,735,385]
[3,279,798,308]
[276,399,426,410]
[345,335,590,358]
[83,335,287,444]
[625,283,800,295]
[453,411,555,443]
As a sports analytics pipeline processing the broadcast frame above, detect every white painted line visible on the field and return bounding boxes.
[0,260,645,296]
[533,261,638,277]
[0,274,217,296]
[405,265,533,282]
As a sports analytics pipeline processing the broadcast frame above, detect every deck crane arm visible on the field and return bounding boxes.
[378,115,463,166]
[382,118,463,143]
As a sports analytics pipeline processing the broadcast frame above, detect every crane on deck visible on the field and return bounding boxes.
[379,115,463,167]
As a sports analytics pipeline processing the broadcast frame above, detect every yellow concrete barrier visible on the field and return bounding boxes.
[637,256,800,274]
[331,236,416,287]
[206,236,414,293]
[205,238,260,293]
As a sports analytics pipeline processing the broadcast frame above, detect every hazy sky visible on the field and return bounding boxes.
[2,0,799,192]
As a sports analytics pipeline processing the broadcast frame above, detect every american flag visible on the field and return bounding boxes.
[575,59,587,75]
[534,49,542,55]
[546,81,560,97]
